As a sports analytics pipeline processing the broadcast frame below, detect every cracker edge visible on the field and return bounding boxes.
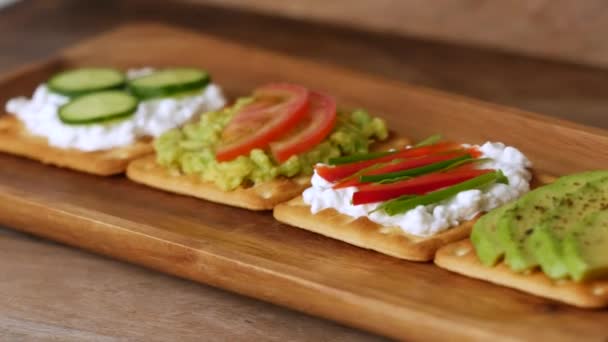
[0,116,153,176]
[273,196,475,261]
[127,155,310,210]
[126,134,411,210]
[434,240,608,308]
[271,171,552,262]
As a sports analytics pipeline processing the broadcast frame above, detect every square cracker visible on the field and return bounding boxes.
[273,196,475,261]
[127,135,411,211]
[127,155,312,210]
[0,116,154,176]
[434,240,608,308]
[273,172,553,261]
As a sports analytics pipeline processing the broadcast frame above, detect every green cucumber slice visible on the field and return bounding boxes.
[58,91,138,125]
[128,68,210,100]
[48,68,126,97]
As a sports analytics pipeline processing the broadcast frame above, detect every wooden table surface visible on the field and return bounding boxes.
[1,1,607,341]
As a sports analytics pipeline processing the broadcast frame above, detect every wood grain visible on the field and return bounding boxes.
[4,0,608,129]
[191,0,608,69]
[0,229,381,342]
[0,23,608,341]
[58,23,608,176]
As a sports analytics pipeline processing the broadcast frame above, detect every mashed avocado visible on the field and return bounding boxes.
[155,98,388,190]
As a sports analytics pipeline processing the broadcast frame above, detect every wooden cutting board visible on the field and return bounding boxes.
[1,22,607,341]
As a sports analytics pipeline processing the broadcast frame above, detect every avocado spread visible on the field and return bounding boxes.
[472,170,608,282]
[154,98,388,191]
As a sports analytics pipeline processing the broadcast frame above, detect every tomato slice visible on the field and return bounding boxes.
[270,92,337,163]
[315,142,462,183]
[351,167,493,205]
[333,150,471,189]
[215,83,310,162]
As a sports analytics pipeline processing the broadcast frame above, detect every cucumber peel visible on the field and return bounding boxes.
[48,68,126,97]
[58,91,138,125]
[128,68,210,100]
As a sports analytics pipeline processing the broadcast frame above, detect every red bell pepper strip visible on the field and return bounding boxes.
[379,170,508,215]
[333,151,470,189]
[352,167,493,205]
[315,142,462,183]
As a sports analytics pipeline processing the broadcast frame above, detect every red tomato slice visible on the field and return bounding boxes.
[315,142,462,183]
[333,150,471,189]
[215,83,310,162]
[352,167,493,205]
[270,92,337,163]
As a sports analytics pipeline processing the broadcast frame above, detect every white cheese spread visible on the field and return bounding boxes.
[4,68,226,152]
[302,142,532,237]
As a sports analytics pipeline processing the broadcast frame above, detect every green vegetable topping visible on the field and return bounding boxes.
[413,134,442,147]
[154,105,388,191]
[376,170,508,216]
[359,154,474,183]
[328,150,395,166]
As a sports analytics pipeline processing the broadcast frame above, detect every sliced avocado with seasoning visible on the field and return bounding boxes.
[472,170,608,268]
[529,177,608,279]
[497,193,555,272]
[497,171,608,272]
[496,172,608,272]
[563,211,608,281]
[471,203,516,266]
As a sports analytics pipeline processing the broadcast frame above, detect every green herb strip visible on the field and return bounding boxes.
[329,133,443,166]
[439,157,491,172]
[413,134,442,147]
[334,159,404,185]
[360,154,473,184]
[374,170,508,216]
[328,150,396,165]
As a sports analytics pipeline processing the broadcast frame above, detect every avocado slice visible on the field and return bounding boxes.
[563,211,608,281]
[497,194,556,272]
[471,204,516,266]
[529,177,608,279]
[472,170,608,269]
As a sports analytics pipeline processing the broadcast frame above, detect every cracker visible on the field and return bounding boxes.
[272,171,551,261]
[127,155,312,210]
[0,116,153,176]
[434,240,608,308]
[273,196,475,261]
[127,135,410,210]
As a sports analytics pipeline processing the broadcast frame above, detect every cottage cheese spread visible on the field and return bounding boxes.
[302,142,532,237]
[4,68,226,152]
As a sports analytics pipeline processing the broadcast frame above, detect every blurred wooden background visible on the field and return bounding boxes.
[192,0,608,69]
[2,0,607,129]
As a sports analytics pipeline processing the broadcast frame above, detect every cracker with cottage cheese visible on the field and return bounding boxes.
[274,195,476,261]
[126,135,410,210]
[0,115,154,175]
[1,68,226,176]
[274,142,541,261]
[434,240,608,308]
[274,171,549,261]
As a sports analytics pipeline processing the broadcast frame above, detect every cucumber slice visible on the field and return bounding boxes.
[48,68,126,97]
[128,68,210,100]
[58,91,138,125]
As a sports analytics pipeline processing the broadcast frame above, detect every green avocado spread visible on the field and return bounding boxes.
[154,98,388,191]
